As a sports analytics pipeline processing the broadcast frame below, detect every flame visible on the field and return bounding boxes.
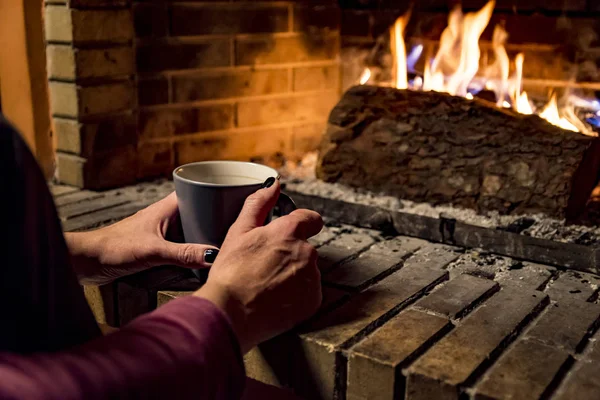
[539,94,578,132]
[390,9,411,90]
[512,53,534,114]
[359,68,371,85]
[381,0,596,134]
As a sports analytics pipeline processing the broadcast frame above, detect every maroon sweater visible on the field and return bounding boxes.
[0,115,245,399]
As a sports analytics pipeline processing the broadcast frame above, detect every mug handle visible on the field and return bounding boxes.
[275,193,297,216]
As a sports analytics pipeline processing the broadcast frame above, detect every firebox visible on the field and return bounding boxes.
[44,0,600,216]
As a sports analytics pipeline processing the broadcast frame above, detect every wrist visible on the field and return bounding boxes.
[193,282,252,353]
[64,230,107,284]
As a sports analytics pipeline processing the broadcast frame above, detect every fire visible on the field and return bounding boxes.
[539,94,578,132]
[359,68,371,85]
[357,0,598,135]
[390,9,411,89]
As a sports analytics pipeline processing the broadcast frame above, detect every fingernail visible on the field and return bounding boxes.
[204,249,219,264]
[261,177,276,189]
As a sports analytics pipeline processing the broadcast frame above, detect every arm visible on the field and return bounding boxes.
[0,296,245,400]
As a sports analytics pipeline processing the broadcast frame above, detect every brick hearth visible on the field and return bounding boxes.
[51,180,600,400]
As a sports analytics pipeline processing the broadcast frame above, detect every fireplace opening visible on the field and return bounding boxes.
[44,0,600,223]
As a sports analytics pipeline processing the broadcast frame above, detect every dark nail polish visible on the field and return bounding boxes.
[261,177,276,189]
[204,249,219,264]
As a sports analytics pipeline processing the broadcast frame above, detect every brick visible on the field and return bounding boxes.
[525,300,600,352]
[293,65,340,92]
[49,81,135,118]
[56,147,137,189]
[406,288,549,399]
[133,3,168,38]
[84,284,118,326]
[46,45,76,80]
[171,4,288,36]
[546,270,597,302]
[138,77,169,106]
[139,105,233,139]
[175,127,293,165]
[136,39,231,73]
[157,291,192,307]
[292,122,326,155]
[495,262,555,291]
[172,70,289,103]
[324,236,427,288]
[347,309,450,400]
[317,232,377,272]
[473,339,570,400]
[555,360,600,400]
[292,265,448,399]
[138,142,173,179]
[58,194,130,220]
[236,34,339,65]
[308,225,339,247]
[69,0,131,7]
[415,274,499,319]
[293,5,340,33]
[45,6,133,44]
[236,92,338,127]
[245,334,293,388]
[55,114,137,157]
[321,286,350,310]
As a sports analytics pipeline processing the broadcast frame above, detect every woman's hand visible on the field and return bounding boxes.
[65,193,217,285]
[194,180,324,353]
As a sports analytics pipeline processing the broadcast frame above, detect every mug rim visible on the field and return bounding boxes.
[173,160,280,188]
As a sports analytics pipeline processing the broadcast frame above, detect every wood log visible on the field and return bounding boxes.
[316,86,600,218]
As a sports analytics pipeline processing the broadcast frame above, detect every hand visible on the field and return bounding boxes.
[65,193,218,285]
[195,180,323,353]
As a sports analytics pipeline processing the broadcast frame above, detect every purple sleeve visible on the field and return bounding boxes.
[0,296,246,400]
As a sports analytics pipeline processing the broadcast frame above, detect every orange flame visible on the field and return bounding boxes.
[512,53,534,114]
[390,9,411,90]
[539,94,578,132]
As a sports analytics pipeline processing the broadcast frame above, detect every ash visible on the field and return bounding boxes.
[281,157,600,245]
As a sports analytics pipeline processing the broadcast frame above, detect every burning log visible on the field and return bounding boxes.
[316,85,600,219]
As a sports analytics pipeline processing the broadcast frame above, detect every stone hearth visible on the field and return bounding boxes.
[52,179,600,400]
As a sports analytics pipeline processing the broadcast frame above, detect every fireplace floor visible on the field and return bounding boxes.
[51,180,600,400]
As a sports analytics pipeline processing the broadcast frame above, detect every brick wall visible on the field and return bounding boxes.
[46,0,340,189]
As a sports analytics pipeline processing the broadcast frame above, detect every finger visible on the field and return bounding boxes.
[229,178,281,235]
[152,241,220,269]
[267,209,323,240]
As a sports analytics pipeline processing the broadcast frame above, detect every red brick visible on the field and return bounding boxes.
[134,3,168,38]
[138,142,174,179]
[236,92,339,127]
[172,70,289,103]
[236,34,339,65]
[139,105,233,139]
[340,9,372,37]
[293,65,340,92]
[171,4,288,36]
[49,81,135,118]
[138,77,169,106]
[69,0,131,7]
[294,4,340,33]
[136,39,231,73]
[175,127,293,165]
[406,288,548,400]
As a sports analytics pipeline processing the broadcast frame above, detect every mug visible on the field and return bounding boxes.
[173,161,296,281]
